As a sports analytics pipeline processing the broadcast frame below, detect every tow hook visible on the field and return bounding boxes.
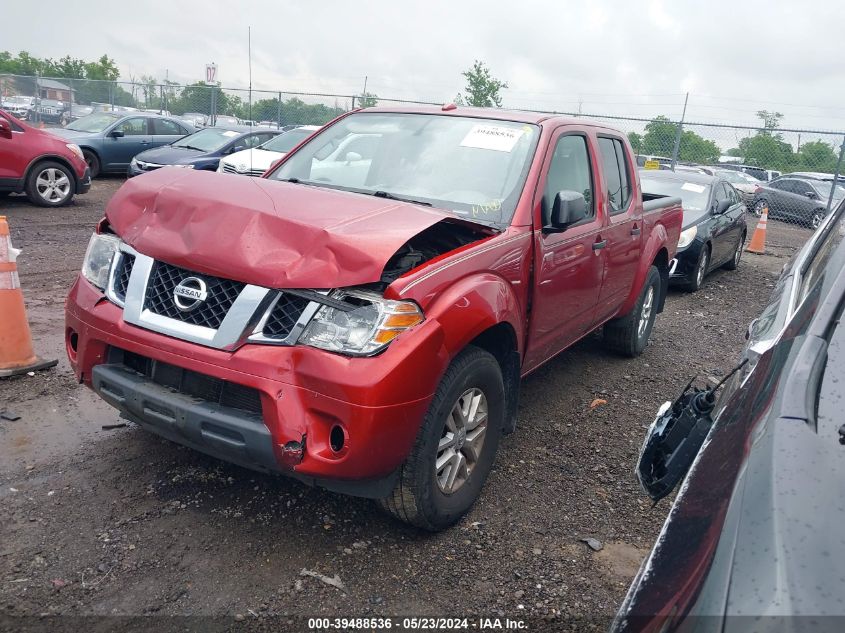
[637,359,747,502]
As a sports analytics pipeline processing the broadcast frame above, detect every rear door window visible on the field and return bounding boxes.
[598,137,632,214]
[152,118,184,136]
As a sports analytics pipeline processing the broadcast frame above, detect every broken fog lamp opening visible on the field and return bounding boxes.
[298,291,424,355]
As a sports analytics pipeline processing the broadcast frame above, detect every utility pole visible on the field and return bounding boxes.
[670,92,689,170]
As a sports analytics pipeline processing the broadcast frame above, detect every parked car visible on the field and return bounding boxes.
[640,170,746,291]
[636,154,673,169]
[713,168,761,205]
[1,95,34,120]
[49,112,194,177]
[127,126,282,177]
[718,162,778,181]
[28,99,66,124]
[61,105,94,125]
[178,112,208,127]
[217,125,320,176]
[211,114,241,127]
[65,106,683,530]
[615,200,845,632]
[789,170,843,182]
[0,108,90,207]
[750,175,845,228]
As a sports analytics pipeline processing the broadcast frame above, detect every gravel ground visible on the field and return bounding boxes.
[0,181,810,630]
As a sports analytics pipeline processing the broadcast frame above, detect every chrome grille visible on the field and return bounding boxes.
[144,261,245,329]
[221,162,264,177]
[263,293,311,339]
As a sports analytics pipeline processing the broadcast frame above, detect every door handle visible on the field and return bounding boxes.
[140,140,150,145]
[592,239,607,251]
[630,226,641,236]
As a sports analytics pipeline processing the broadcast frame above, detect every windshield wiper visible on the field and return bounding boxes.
[372,190,432,206]
[175,145,204,151]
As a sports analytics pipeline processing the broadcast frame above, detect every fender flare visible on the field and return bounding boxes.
[424,272,525,363]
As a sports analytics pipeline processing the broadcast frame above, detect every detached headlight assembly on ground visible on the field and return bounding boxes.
[677,225,698,249]
[299,290,424,356]
[81,233,121,290]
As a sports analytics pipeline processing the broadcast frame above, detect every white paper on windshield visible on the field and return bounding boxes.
[222,130,239,137]
[460,125,524,152]
[681,182,706,194]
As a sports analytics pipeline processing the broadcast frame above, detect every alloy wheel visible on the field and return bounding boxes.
[35,168,71,204]
[435,388,488,494]
[638,286,654,339]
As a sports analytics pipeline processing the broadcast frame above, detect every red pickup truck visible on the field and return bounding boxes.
[65,106,682,530]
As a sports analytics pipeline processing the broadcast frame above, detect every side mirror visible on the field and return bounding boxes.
[110,129,124,138]
[714,199,732,214]
[344,151,362,163]
[0,119,12,140]
[805,191,817,199]
[545,190,587,233]
[230,145,245,154]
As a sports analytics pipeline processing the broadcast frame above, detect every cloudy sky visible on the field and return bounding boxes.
[6,0,845,139]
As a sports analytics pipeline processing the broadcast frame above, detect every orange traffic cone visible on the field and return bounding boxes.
[746,205,768,254]
[0,216,57,378]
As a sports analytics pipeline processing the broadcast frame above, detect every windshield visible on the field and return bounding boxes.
[812,180,845,201]
[172,127,241,152]
[260,129,313,153]
[270,112,540,227]
[5,96,31,105]
[640,176,711,212]
[65,112,121,133]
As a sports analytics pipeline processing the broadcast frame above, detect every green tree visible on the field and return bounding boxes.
[356,92,378,108]
[628,132,643,154]
[756,110,783,135]
[642,116,678,156]
[678,130,720,164]
[738,134,794,171]
[797,140,839,172]
[456,60,508,107]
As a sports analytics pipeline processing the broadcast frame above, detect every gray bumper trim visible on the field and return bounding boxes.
[91,364,280,473]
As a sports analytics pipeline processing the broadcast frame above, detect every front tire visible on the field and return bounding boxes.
[684,246,710,292]
[723,233,745,270]
[83,150,100,178]
[378,346,504,531]
[25,161,75,207]
[603,265,661,357]
[753,199,767,217]
[811,210,825,230]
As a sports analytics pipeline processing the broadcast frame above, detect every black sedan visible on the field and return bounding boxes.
[640,170,747,291]
[614,204,845,632]
[127,126,281,177]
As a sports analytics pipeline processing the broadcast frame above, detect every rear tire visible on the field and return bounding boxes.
[753,199,767,217]
[83,150,100,178]
[603,265,661,358]
[25,161,75,207]
[377,346,504,531]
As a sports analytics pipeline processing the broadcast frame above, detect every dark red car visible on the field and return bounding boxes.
[0,108,91,207]
[66,106,682,530]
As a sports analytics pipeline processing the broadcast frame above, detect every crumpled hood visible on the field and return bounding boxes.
[106,168,453,289]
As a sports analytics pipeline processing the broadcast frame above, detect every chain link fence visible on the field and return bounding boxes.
[3,73,843,231]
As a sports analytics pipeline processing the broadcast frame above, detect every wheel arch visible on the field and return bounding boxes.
[466,323,520,434]
[23,155,79,191]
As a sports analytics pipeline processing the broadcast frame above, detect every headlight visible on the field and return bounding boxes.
[81,233,121,290]
[166,163,195,169]
[677,225,698,249]
[130,157,138,167]
[66,143,84,162]
[298,290,424,355]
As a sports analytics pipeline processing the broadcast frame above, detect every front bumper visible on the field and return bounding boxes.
[77,167,91,194]
[668,240,704,285]
[65,276,447,497]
